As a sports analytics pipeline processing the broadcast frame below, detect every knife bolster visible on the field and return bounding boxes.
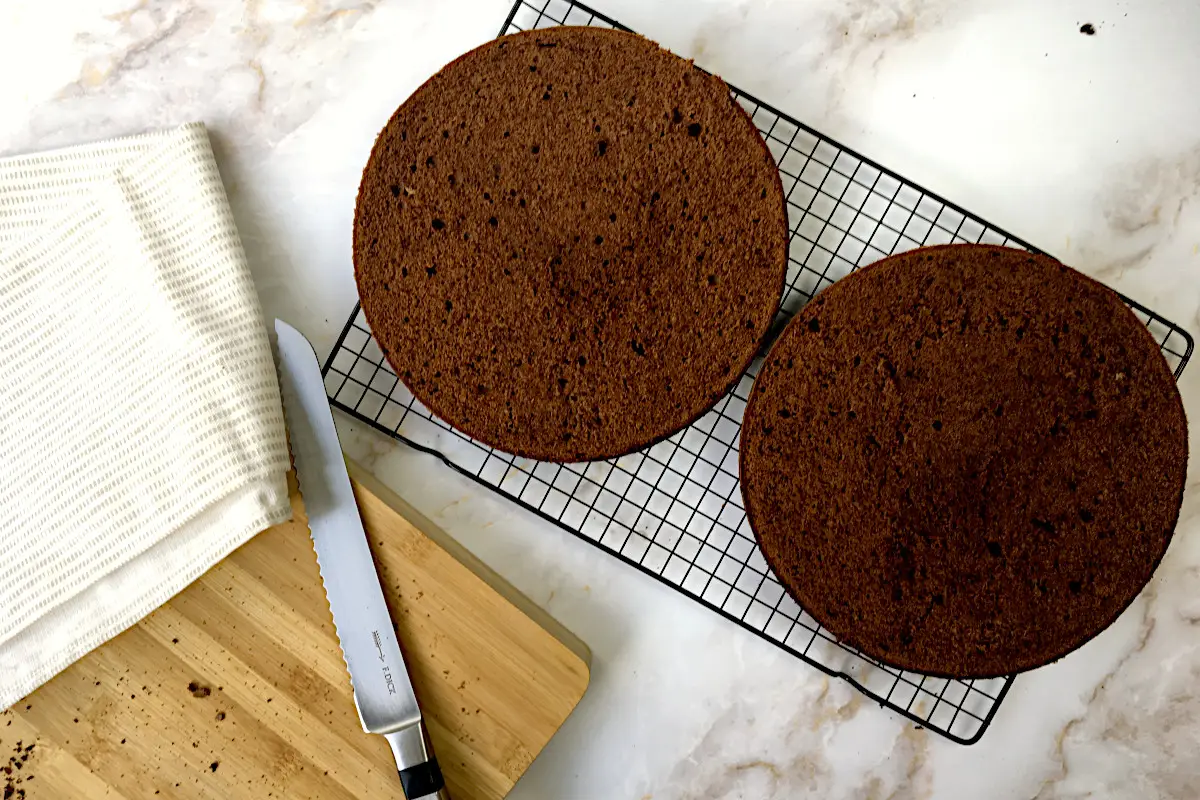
[399,759,448,800]
[385,721,448,799]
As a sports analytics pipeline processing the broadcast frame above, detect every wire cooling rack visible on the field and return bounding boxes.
[322,0,1195,744]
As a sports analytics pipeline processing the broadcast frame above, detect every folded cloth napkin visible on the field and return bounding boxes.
[0,123,292,708]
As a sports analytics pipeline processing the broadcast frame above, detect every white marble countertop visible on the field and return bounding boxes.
[5,0,1200,797]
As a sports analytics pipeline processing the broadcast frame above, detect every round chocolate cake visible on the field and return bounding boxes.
[740,244,1187,677]
[354,27,788,462]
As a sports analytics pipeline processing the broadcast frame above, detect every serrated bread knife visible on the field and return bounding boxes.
[275,319,449,800]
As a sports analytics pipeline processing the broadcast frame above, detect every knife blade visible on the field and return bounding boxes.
[274,319,449,800]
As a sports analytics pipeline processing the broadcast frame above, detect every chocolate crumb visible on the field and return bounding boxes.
[1080,23,1096,35]
[209,761,219,772]
[3,741,34,799]
[187,681,212,699]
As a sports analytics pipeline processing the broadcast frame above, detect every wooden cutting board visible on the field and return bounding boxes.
[2,463,590,799]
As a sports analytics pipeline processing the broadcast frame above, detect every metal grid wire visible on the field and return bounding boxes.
[322,0,1195,744]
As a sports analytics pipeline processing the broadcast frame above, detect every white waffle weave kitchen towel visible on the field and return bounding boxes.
[0,123,292,709]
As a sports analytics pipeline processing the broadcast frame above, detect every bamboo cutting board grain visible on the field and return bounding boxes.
[2,463,590,799]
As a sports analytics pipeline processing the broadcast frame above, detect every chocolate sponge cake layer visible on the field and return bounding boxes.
[740,244,1187,677]
[354,27,788,462]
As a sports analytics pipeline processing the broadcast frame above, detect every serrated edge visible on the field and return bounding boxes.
[273,324,362,708]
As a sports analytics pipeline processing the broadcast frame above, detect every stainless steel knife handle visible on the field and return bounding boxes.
[384,721,450,799]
